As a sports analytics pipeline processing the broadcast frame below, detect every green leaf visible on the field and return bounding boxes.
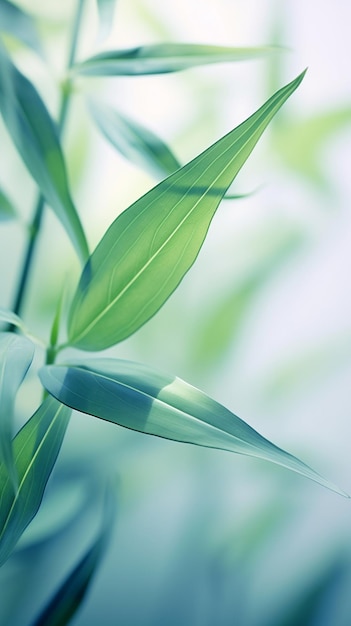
[0,48,89,264]
[192,230,302,369]
[0,0,44,57]
[0,307,25,331]
[39,358,348,497]
[96,0,117,42]
[68,71,306,351]
[0,396,71,566]
[0,332,34,490]
[88,99,181,179]
[0,186,17,221]
[273,107,351,191]
[72,42,279,77]
[30,484,115,626]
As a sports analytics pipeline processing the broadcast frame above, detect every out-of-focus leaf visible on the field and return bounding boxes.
[0,332,34,489]
[39,358,348,496]
[88,99,181,179]
[0,186,17,220]
[262,334,351,401]
[192,230,302,368]
[30,484,116,626]
[0,0,44,57]
[72,42,279,77]
[0,49,89,264]
[275,555,349,626]
[96,0,117,42]
[67,71,305,351]
[0,307,25,331]
[273,107,351,190]
[0,396,71,566]
[18,480,89,550]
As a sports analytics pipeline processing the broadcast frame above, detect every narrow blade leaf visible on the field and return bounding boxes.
[0,0,44,57]
[0,397,71,566]
[31,485,115,626]
[68,71,306,350]
[39,359,347,497]
[0,307,25,331]
[88,99,181,179]
[0,332,34,489]
[0,49,89,264]
[0,186,17,220]
[72,43,278,77]
[96,0,117,42]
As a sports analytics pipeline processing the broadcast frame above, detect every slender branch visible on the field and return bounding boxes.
[11,0,85,321]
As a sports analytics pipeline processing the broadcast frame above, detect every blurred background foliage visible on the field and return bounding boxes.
[1,0,351,624]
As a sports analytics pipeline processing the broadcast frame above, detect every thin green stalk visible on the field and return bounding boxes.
[11,0,86,321]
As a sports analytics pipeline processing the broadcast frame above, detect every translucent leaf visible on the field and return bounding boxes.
[39,358,348,497]
[0,48,89,264]
[96,0,117,42]
[0,186,17,221]
[30,484,115,626]
[88,99,181,179]
[67,71,306,350]
[0,397,71,566]
[0,0,44,57]
[72,42,279,76]
[0,332,34,489]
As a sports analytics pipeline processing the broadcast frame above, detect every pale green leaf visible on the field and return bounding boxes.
[30,484,115,626]
[192,230,302,369]
[0,0,44,57]
[273,107,351,191]
[68,71,306,350]
[96,0,117,42]
[0,396,71,566]
[0,48,89,264]
[39,358,348,497]
[88,99,181,179]
[0,186,17,220]
[72,42,279,77]
[0,332,34,489]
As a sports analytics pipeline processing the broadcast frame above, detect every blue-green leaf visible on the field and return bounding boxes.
[39,359,348,497]
[0,48,89,264]
[0,307,25,331]
[72,42,278,77]
[0,0,44,57]
[88,99,181,179]
[68,71,306,351]
[0,186,17,221]
[0,396,71,566]
[30,484,115,626]
[96,0,117,42]
[0,332,34,489]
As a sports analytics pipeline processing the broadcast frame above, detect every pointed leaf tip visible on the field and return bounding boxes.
[39,358,347,497]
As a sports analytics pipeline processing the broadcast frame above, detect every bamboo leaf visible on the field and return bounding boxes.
[68,71,306,350]
[0,396,71,566]
[0,48,89,264]
[0,332,34,490]
[72,43,278,77]
[39,358,348,497]
[96,0,117,42]
[88,99,181,179]
[0,186,17,220]
[30,484,115,626]
[0,0,44,57]
[0,307,25,331]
